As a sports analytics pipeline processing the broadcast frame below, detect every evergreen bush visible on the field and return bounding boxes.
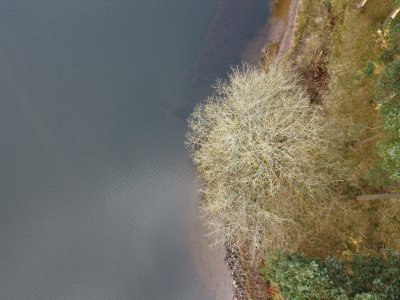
[262,252,400,300]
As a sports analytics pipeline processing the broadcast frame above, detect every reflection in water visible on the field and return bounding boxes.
[196,0,271,81]
[0,0,270,299]
[174,0,271,119]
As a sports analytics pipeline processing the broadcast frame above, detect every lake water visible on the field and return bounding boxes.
[0,1,270,299]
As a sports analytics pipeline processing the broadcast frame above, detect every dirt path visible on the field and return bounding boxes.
[276,0,301,57]
[242,0,301,64]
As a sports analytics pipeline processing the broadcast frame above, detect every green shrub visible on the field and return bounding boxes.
[363,61,377,78]
[350,255,387,295]
[381,22,400,63]
[262,252,400,299]
[372,19,400,185]
[372,248,400,297]
[262,254,347,300]
[375,60,400,103]
[353,293,380,300]
[377,101,400,182]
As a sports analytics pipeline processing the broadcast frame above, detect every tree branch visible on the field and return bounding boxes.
[356,193,400,201]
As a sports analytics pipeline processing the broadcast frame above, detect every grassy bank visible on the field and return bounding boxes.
[290,0,400,254]
[260,0,400,298]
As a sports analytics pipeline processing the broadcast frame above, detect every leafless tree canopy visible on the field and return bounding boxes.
[186,62,352,261]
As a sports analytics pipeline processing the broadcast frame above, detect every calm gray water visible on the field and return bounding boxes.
[0,1,270,299]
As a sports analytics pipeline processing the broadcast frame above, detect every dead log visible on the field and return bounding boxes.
[352,133,382,147]
[356,193,400,201]
[357,0,368,9]
[383,7,400,27]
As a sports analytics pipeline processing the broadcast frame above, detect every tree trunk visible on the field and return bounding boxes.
[356,193,400,201]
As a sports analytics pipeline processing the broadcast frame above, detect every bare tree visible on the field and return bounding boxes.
[186,62,353,262]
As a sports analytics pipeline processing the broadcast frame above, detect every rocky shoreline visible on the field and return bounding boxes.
[225,242,247,299]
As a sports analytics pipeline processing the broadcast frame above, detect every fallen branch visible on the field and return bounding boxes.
[352,133,382,147]
[383,7,400,27]
[356,193,400,201]
[357,0,368,9]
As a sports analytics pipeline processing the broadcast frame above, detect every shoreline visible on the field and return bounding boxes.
[227,0,302,298]
[264,0,301,58]
[241,0,301,64]
[188,1,302,298]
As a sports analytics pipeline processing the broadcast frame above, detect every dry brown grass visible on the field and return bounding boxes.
[293,0,400,256]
